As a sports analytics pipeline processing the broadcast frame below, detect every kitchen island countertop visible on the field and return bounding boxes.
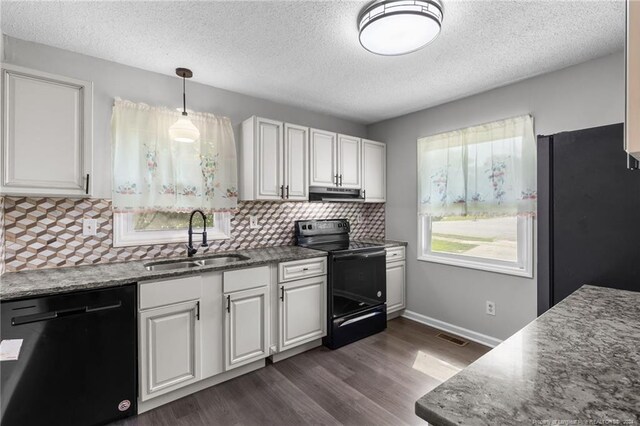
[416,285,640,425]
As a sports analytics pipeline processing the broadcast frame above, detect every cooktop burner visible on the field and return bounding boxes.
[306,240,385,254]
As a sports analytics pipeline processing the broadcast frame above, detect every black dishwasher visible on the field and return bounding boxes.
[0,284,137,426]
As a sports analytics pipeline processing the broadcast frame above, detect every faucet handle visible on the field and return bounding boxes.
[201,231,208,248]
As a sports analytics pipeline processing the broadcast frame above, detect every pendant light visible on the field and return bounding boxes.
[169,67,200,143]
[358,0,443,56]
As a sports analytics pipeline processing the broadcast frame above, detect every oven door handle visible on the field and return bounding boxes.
[332,250,386,261]
[339,311,384,327]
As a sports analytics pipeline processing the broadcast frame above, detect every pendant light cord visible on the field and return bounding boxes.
[182,75,187,116]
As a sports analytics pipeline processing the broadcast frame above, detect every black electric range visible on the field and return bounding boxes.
[295,219,387,349]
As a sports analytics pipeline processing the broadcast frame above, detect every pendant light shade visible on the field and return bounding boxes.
[169,115,200,143]
[170,67,200,143]
[358,0,443,56]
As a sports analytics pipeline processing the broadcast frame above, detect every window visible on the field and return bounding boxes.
[417,115,536,277]
[110,99,238,247]
[113,211,231,247]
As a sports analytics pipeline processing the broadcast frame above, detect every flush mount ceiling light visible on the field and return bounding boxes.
[358,0,444,56]
[169,67,200,143]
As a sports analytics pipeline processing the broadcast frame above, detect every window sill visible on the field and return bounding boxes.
[113,212,231,248]
[417,254,533,278]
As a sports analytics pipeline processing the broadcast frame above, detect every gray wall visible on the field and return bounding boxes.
[367,51,625,341]
[2,36,367,199]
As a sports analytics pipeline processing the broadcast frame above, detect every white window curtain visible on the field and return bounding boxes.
[111,98,238,213]
[418,115,536,217]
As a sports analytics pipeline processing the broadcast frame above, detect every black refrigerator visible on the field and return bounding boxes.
[537,123,640,315]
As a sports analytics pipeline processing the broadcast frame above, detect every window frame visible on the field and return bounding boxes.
[417,214,534,278]
[113,211,231,247]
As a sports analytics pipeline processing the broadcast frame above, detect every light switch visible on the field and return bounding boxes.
[83,218,98,236]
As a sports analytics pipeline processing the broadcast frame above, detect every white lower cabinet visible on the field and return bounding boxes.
[386,247,406,315]
[139,300,201,401]
[224,286,269,370]
[137,260,328,409]
[278,275,326,351]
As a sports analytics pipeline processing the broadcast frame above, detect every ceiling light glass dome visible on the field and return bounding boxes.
[358,0,444,56]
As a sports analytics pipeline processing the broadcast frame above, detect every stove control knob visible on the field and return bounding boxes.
[308,225,313,230]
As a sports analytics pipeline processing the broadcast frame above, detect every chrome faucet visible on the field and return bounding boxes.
[186,209,208,257]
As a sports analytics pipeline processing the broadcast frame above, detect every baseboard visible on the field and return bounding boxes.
[137,359,266,414]
[402,310,503,348]
[386,309,404,320]
[270,339,322,363]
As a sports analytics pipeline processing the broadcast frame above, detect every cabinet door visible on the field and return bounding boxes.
[279,275,326,351]
[310,129,337,187]
[386,261,406,314]
[256,117,284,199]
[1,64,92,197]
[284,123,309,200]
[225,286,268,370]
[140,300,201,401]
[337,135,361,189]
[362,139,386,202]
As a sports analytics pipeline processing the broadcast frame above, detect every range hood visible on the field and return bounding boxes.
[309,186,364,202]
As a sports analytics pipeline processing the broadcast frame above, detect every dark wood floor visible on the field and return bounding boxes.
[114,317,490,426]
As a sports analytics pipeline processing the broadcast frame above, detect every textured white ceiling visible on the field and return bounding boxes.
[1,0,625,124]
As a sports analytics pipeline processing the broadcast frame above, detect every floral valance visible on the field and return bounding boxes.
[418,115,536,217]
[111,98,238,213]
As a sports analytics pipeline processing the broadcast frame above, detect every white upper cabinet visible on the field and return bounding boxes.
[1,63,93,197]
[240,116,284,200]
[240,116,309,200]
[309,128,337,187]
[626,0,640,160]
[337,134,361,189]
[361,139,386,202]
[284,123,309,200]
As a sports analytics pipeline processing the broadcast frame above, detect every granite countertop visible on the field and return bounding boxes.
[416,285,640,425]
[0,246,326,301]
[355,239,408,248]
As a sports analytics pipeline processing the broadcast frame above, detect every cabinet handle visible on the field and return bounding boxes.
[226,295,230,313]
[362,189,366,201]
[334,174,338,186]
[196,301,200,320]
[339,175,343,186]
[280,185,285,199]
[285,185,289,199]
[85,173,90,195]
[302,267,309,271]
[280,286,285,302]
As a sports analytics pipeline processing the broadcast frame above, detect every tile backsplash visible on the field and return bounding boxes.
[1,197,384,273]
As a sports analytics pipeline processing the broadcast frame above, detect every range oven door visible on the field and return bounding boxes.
[330,249,386,318]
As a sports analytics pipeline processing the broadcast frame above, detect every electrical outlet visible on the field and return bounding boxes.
[249,215,260,229]
[486,300,496,316]
[356,213,364,224]
[82,218,98,236]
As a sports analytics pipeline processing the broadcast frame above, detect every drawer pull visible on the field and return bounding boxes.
[302,267,309,271]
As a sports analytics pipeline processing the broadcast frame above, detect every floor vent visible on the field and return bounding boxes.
[436,332,469,347]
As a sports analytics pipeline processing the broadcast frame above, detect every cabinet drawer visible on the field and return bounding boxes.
[139,276,202,310]
[386,246,405,263]
[223,266,270,293]
[278,257,327,283]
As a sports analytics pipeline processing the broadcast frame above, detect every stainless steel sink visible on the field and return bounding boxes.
[144,260,203,271]
[198,255,249,266]
[144,254,249,271]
